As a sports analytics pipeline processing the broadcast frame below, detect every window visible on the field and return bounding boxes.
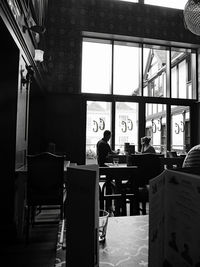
[171,105,190,154]
[143,45,169,97]
[115,102,138,152]
[171,48,196,99]
[82,37,196,163]
[86,101,111,163]
[145,103,166,153]
[113,42,141,96]
[81,38,112,94]
[144,0,188,10]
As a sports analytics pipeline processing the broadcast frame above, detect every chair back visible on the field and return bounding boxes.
[127,153,163,186]
[27,152,65,205]
[167,151,178,158]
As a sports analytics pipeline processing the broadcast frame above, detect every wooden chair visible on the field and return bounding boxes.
[160,157,184,170]
[126,153,164,215]
[99,166,137,216]
[26,152,65,242]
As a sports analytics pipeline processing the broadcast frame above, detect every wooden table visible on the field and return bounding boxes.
[99,164,138,216]
[55,215,149,267]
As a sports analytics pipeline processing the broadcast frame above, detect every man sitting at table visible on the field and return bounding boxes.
[97,130,119,167]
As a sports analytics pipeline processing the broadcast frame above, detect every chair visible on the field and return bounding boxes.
[167,151,178,158]
[26,152,65,242]
[126,153,163,215]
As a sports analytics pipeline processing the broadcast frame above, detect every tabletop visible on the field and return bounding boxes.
[55,215,149,267]
[99,215,149,267]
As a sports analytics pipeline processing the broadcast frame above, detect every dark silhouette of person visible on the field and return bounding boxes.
[96,130,118,166]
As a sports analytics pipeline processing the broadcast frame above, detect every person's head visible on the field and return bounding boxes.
[141,136,151,145]
[103,130,111,141]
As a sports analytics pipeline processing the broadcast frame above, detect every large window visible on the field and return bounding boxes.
[82,37,196,163]
[82,38,197,99]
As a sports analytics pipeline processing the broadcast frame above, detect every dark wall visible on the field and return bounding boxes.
[0,16,19,240]
[43,94,86,164]
[28,79,45,154]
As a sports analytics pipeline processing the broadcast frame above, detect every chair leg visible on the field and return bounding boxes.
[141,201,147,215]
[26,206,30,244]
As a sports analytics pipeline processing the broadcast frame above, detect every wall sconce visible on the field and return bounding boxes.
[22,25,46,34]
[34,49,44,62]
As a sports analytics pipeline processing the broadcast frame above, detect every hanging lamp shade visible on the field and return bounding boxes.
[184,0,200,36]
[34,49,44,62]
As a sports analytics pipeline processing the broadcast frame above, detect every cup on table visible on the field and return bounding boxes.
[113,157,119,166]
[99,209,109,242]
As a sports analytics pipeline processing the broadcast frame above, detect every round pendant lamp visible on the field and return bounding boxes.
[184,0,200,35]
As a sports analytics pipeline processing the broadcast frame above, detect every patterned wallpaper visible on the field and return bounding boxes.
[45,0,200,93]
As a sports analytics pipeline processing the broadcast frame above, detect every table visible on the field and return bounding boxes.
[99,215,148,266]
[55,215,149,267]
[99,165,138,215]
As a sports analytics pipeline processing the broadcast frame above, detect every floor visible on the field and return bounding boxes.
[3,209,59,267]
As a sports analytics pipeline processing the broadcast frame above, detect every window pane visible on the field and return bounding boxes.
[86,101,111,164]
[144,0,188,10]
[113,42,141,96]
[143,45,168,97]
[171,48,196,99]
[171,106,190,154]
[81,39,112,94]
[145,103,167,154]
[115,102,138,152]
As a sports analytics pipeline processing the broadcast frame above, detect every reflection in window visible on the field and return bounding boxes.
[171,106,190,153]
[115,102,138,152]
[145,103,166,153]
[81,38,112,94]
[113,42,141,96]
[171,48,196,99]
[143,45,168,97]
[144,0,187,10]
[86,101,111,163]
